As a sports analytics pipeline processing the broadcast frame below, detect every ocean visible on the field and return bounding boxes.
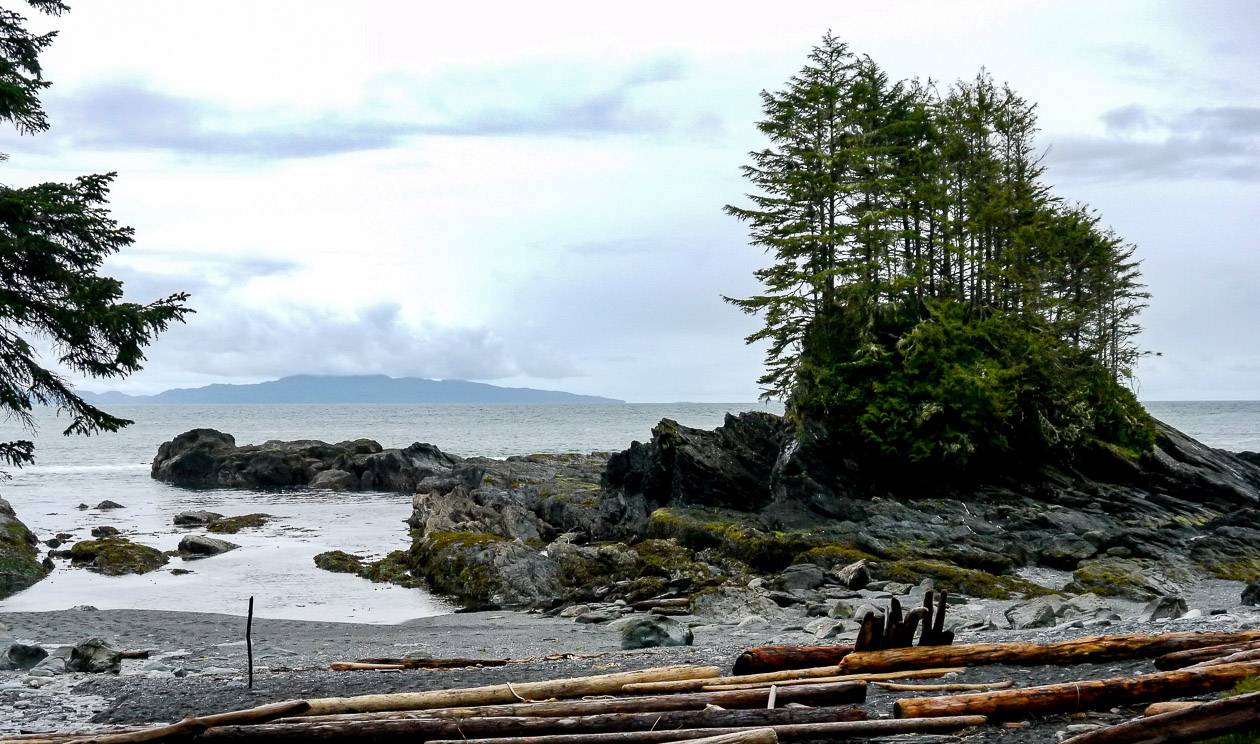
[0,401,1255,623]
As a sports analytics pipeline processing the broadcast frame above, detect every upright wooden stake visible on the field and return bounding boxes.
[246,596,254,690]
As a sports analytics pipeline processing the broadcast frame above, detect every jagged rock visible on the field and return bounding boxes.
[310,469,358,491]
[1005,597,1060,629]
[773,563,827,592]
[0,497,49,600]
[805,617,846,639]
[690,586,787,624]
[407,532,560,607]
[1058,593,1114,619]
[66,638,122,673]
[1037,535,1098,569]
[173,511,223,527]
[177,535,239,559]
[90,526,120,538]
[1066,557,1183,601]
[1243,580,1260,607]
[620,615,693,649]
[546,538,640,597]
[1140,595,1188,622]
[1,643,47,671]
[832,560,871,590]
[410,485,547,543]
[95,500,124,510]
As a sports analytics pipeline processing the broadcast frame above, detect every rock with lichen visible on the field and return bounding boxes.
[0,497,48,600]
[68,537,167,576]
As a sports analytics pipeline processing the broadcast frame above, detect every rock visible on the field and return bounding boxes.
[1180,608,1203,619]
[737,615,769,628]
[882,582,912,596]
[576,610,620,624]
[44,538,62,548]
[66,638,122,673]
[1065,557,1182,601]
[558,604,590,618]
[1037,535,1097,569]
[1058,593,1113,619]
[805,617,846,639]
[1140,595,1189,622]
[767,590,806,607]
[68,537,168,575]
[690,587,787,624]
[407,532,561,607]
[828,598,864,620]
[170,568,193,575]
[76,503,89,510]
[773,563,827,592]
[1004,597,1059,629]
[620,615,693,649]
[90,526,120,538]
[2,643,47,671]
[173,510,223,527]
[832,560,871,590]
[177,535,240,559]
[95,500,124,510]
[0,497,49,600]
[207,514,270,534]
[412,486,547,543]
[546,538,641,597]
[313,550,365,574]
[1243,580,1260,607]
[310,469,358,491]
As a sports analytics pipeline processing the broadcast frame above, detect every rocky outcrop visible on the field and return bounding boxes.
[0,498,48,600]
[151,429,459,491]
[406,531,561,608]
[68,537,167,575]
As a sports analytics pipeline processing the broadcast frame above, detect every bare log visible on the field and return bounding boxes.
[275,681,867,723]
[623,666,842,695]
[197,704,867,742]
[304,665,721,715]
[1153,640,1260,670]
[1189,647,1260,668]
[874,680,1013,692]
[840,630,1260,673]
[1061,690,1260,744]
[731,645,852,675]
[701,668,963,692]
[60,701,311,744]
[893,661,1260,720]
[330,657,508,671]
[422,715,990,744]
[1143,701,1200,716]
[631,597,691,611]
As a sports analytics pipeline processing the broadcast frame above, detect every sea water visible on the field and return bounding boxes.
[0,401,1254,622]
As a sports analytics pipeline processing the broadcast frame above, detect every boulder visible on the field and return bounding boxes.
[691,586,787,624]
[1065,557,1182,601]
[1,643,47,671]
[410,486,547,543]
[407,532,560,607]
[95,500,124,510]
[173,510,224,527]
[1004,597,1060,629]
[1140,595,1188,623]
[1058,593,1114,619]
[207,514,269,534]
[177,535,239,559]
[1037,535,1098,569]
[90,526,120,538]
[66,638,122,673]
[310,469,358,491]
[68,537,167,575]
[1243,580,1260,607]
[313,550,365,574]
[773,563,827,592]
[832,560,871,590]
[620,615,693,649]
[805,617,846,639]
[0,497,49,600]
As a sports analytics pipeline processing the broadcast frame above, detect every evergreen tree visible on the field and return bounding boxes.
[1,1,190,469]
[728,34,1152,475]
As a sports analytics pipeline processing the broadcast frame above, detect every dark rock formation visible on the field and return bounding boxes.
[177,535,239,559]
[0,497,48,600]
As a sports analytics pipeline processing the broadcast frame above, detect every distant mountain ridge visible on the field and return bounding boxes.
[82,374,624,405]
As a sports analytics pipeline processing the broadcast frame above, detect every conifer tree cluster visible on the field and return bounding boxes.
[727,34,1153,474]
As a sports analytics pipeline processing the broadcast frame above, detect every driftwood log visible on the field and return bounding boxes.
[1188,646,1260,668]
[1153,640,1260,670]
[731,645,852,675]
[301,665,719,716]
[421,715,990,744]
[893,661,1260,719]
[59,701,311,744]
[700,668,963,692]
[873,680,1013,692]
[1061,690,1260,744]
[1143,701,1200,716]
[196,704,867,742]
[839,630,1260,673]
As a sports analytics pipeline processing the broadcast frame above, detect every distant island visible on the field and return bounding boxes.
[81,374,624,405]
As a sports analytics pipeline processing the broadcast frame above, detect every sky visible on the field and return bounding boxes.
[2,0,1257,402]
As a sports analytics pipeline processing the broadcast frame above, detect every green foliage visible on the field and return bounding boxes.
[728,34,1153,476]
[0,1,190,470]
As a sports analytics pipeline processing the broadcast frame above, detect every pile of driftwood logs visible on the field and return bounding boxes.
[3,629,1259,743]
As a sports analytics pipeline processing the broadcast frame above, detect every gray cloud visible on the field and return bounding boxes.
[27,56,695,159]
[1048,105,1260,182]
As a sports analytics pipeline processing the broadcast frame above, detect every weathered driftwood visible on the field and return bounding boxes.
[330,656,509,671]
[197,704,867,742]
[1062,690,1260,744]
[622,665,843,695]
[421,715,990,744]
[1143,701,1200,716]
[853,591,952,653]
[839,630,1260,673]
[700,668,963,692]
[58,701,311,744]
[275,681,867,723]
[302,665,720,715]
[873,680,1013,692]
[631,597,691,612]
[893,661,1260,719]
[1153,640,1260,670]
[1188,646,1260,668]
[731,645,852,675]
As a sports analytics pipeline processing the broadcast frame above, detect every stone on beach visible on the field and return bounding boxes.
[619,614,693,649]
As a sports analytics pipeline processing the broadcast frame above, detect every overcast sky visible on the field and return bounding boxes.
[3,0,1256,402]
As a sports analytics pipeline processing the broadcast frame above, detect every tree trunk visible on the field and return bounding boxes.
[893,661,1260,720]
[840,631,1260,673]
[731,645,852,675]
[420,715,990,744]
[1061,691,1260,744]
[198,705,867,742]
[302,665,719,716]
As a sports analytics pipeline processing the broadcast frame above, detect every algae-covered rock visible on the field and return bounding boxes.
[207,513,270,534]
[873,558,1050,599]
[69,537,167,575]
[314,549,422,588]
[314,550,365,574]
[1066,557,1182,601]
[546,537,640,594]
[0,497,49,599]
[408,531,560,607]
[647,507,819,572]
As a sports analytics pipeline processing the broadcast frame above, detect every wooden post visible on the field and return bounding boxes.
[245,596,254,690]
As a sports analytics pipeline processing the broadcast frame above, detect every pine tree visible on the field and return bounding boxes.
[1,1,191,469]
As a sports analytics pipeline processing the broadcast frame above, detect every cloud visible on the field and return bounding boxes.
[27,56,696,159]
[1047,105,1260,182]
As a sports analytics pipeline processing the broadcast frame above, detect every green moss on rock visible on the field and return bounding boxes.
[647,507,821,572]
[794,544,879,568]
[407,531,508,604]
[0,499,48,599]
[313,550,364,574]
[69,537,167,576]
[875,559,1052,599]
[360,550,422,588]
[207,513,270,534]
[1065,557,1164,600]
